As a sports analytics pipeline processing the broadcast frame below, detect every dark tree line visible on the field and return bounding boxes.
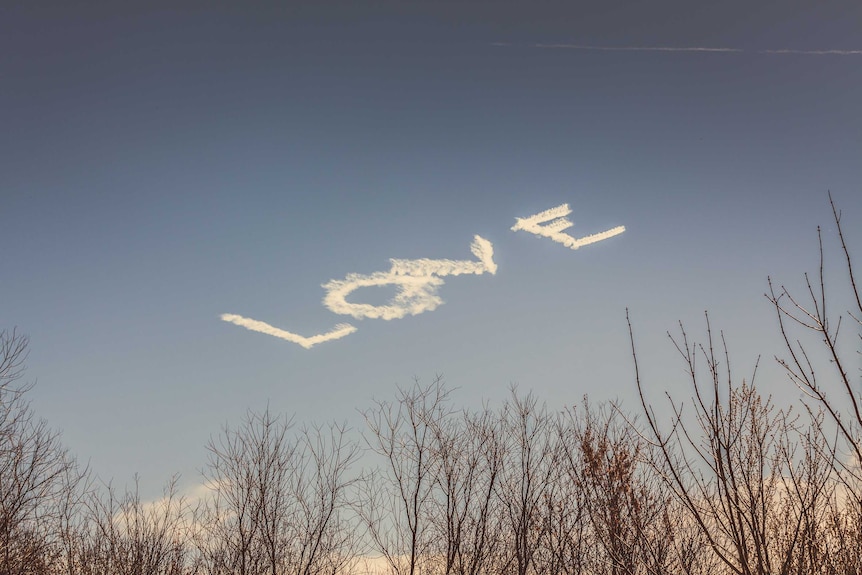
[2,195,860,575]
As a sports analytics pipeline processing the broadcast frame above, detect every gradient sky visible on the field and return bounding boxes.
[3,1,862,498]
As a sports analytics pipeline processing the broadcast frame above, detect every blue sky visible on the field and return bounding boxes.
[3,1,861,497]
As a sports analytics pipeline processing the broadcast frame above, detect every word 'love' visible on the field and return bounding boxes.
[221,204,624,348]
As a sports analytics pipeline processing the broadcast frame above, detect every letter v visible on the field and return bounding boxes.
[220,314,357,349]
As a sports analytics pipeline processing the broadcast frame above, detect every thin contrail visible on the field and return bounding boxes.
[534,43,743,53]
[759,48,862,55]
[502,43,862,55]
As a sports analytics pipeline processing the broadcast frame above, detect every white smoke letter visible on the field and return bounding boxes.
[322,235,497,320]
[511,204,624,249]
[220,314,357,349]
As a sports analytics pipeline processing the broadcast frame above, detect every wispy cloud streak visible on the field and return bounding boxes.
[322,235,497,320]
[220,314,357,349]
[520,43,862,55]
[512,204,625,250]
[534,43,743,53]
[759,48,862,55]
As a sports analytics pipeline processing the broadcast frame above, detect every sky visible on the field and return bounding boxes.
[2,1,862,499]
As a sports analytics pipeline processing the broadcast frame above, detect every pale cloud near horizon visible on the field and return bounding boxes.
[512,204,625,250]
[322,235,497,320]
[220,314,358,349]
[493,43,862,55]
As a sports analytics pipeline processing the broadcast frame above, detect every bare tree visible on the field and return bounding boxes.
[495,388,558,575]
[628,312,839,575]
[536,415,589,575]
[70,475,197,575]
[358,376,451,575]
[766,192,862,483]
[199,409,289,575]
[764,192,862,575]
[292,421,362,575]
[427,404,504,575]
[560,400,674,575]
[0,328,86,574]
[198,407,359,575]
